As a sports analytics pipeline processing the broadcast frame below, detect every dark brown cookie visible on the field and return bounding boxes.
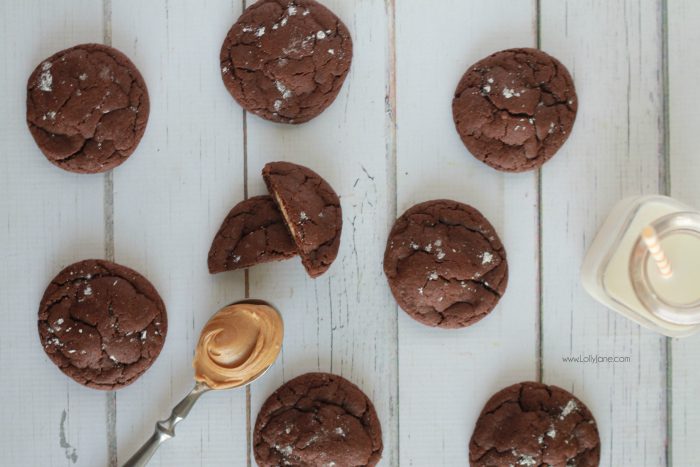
[263,161,341,278]
[208,195,298,273]
[383,200,507,328]
[220,0,353,124]
[38,260,167,390]
[469,382,601,467]
[26,43,149,174]
[254,372,383,467]
[452,48,577,172]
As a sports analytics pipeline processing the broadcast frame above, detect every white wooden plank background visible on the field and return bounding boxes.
[0,2,109,466]
[2,0,700,466]
[540,1,667,465]
[242,1,399,467]
[395,1,539,465]
[668,1,700,466]
[110,1,249,466]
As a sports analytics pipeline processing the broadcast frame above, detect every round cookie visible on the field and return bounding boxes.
[26,43,149,174]
[383,200,507,328]
[254,372,383,467]
[38,259,167,390]
[263,161,342,278]
[220,0,353,124]
[452,48,577,172]
[208,195,298,274]
[469,382,601,467]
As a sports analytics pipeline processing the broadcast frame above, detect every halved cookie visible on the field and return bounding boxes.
[208,195,298,274]
[263,161,342,277]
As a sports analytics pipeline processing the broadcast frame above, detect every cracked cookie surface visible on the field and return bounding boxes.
[452,48,577,172]
[263,161,342,277]
[220,0,352,124]
[38,260,167,390]
[254,372,383,467]
[469,382,600,467]
[383,199,507,328]
[208,195,298,273]
[26,44,149,174]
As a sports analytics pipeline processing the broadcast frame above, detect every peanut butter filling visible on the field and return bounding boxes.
[193,303,283,389]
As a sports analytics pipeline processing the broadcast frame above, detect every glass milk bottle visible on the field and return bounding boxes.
[581,195,700,337]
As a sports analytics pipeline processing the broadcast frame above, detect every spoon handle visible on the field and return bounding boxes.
[122,382,209,467]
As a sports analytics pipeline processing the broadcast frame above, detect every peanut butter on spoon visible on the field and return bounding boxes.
[123,300,283,467]
[194,303,283,390]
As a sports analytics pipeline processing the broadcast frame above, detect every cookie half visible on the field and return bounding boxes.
[38,260,167,390]
[383,200,508,328]
[220,0,353,124]
[469,382,601,466]
[254,372,383,467]
[263,161,342,277]
[26,44,149,174]
[452,48,577,172]
[208,195,298,273]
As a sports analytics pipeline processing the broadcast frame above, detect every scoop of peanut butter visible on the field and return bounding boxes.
[193,302,283,389]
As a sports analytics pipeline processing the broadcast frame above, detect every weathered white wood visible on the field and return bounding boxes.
[2,1,690,466]
[242,0,399,465]
[540,1,667,465]
[0,1,109,465]
[668,1,700,465]
[110,1,248,465]
[395,1,538,465]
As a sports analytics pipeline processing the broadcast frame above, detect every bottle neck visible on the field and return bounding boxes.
[630,212,700,325]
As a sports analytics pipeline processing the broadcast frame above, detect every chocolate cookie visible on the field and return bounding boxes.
[38,260,167,390]
[469,382,600,467]
[452,48,577,172]
[254,372,383,467]
[263,161,341,277]
[383,200,507,328]
[208,195,298,273]
[220,0,353,124]
[26,44,149,174]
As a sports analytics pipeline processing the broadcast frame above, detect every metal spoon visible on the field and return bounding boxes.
[122,299,283,467]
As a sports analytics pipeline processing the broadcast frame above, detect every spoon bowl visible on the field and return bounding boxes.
[122,299,284,467]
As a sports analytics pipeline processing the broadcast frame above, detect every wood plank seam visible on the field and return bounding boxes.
[102,0,118,465]
[660,0,672,465]
[242,5,252,467]
[536,0,544,385]
[384,0,399,464]
[240,3,252,465]
[243,110,252,467]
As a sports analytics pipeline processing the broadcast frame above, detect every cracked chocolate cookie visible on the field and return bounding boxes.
[38,259,167,390]
[220,0,353,124]
[26,44,149,174]
[263,161,341,277]
[383,200,507,328]
[254,372,383,467]
[469,382,600,467]
[208,195,298,273]
[452,48,577,172]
